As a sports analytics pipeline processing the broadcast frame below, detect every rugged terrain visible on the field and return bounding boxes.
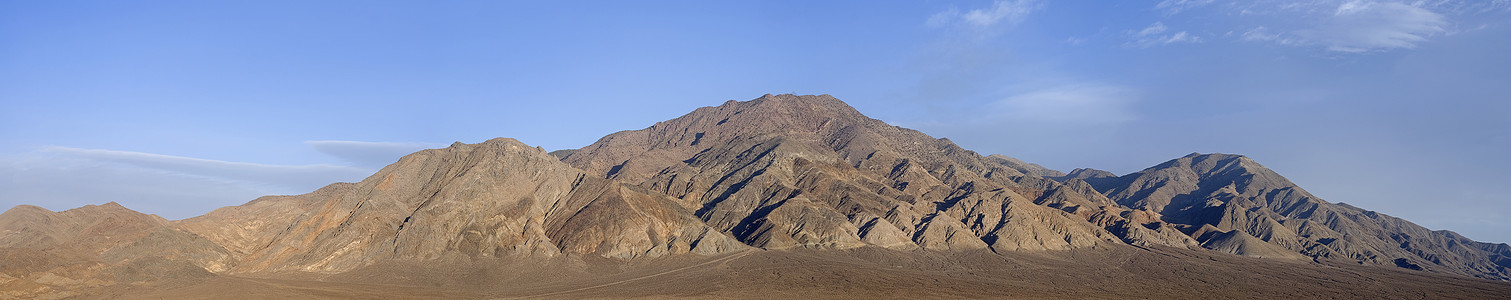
[2,94,1508,298]
[1088,153,1511,279]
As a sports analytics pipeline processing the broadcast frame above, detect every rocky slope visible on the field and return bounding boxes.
[1087,153,1511,280]
[560,94,1196,252]
[0,203,218,299]
[189,138,746,274]
[0,138,750,298]
[2,94,1509,298]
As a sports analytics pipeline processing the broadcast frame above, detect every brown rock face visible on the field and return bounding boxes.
[219,138,745,273]
[1093,153,1511,280]
[174,182,352,267]
[986,154,1066,178]
[0,203,207,299]
[0,202,165,253]
[559,94,1187,252]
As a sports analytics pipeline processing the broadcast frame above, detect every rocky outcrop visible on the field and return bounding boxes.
[560,94,1173,252]
[985,154,1065,178]
[1199,230,1309,260]
[0,202,166,253]
[0,203,189,299]
[1093,153,1511,280]
[175,183,351,263]
[224,138,745,273]
[1053,168,1116,182]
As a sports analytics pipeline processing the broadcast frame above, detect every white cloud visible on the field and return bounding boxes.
[1126,22,1201,48]
[1240,26,1279,41]
[929,0,1041,29]
[1221,1,1462,53]
[1156,0,1215,14]
[1239,26,1303,45]
[305,140,440,167]
[1300,1,1448,52]
[1165,32,1199,43]
[991,84,1140,124]
[1138,22,1169,36]
[1411,0,1510,14]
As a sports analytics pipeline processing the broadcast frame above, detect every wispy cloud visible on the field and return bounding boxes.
[1239,26,1301,45]
[1140,0,1510,53]
[928,0,1041,29]
[1300,1,1448,52]
[897,82,1143,176]
[1156,0,1215,15]
[1125,22,1200,48]
[1215,1,1466,53]
[912,0,1046,104]
[991,83,1140,124]
[305,140,440,167]
[43,146,371,190]
[5,140,438,219]
[1,153,268,219]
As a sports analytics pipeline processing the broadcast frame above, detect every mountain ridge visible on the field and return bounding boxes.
[2,94,1507,298]
[1089,152,1511,280]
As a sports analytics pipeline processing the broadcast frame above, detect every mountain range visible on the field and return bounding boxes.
[3,94,1508,299]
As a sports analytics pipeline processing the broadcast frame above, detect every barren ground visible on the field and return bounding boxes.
[71,245,1511,299]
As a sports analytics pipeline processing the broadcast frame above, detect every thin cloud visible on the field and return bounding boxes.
[912,0,1044,104]
[1219,1,1477,53]
[929,0,1041,29]
[43,146,371,192]
[898,82,1144,177]
[990,83,1140,124]
[305,140,440,167]
[0,153,268,219]
[1300,1,1448,52]
[1139,22,1169,36]
[1125,22,1200,48]
[1156,0,1215,15]
[5,141,434,219]
[1238,26,1306,46]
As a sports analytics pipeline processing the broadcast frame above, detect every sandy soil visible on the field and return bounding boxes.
[81,245,1511,299]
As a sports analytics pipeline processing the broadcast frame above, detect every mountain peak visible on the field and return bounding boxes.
[753,93,838,103]
[1055,168,1117,182]
[1177,152,1248,162]
[1143,153,1263,179]
[1184,152,1252,163]
[984,154,1065,177]
[737,93,861,121]
[1097,151,1511,280]
[2,204,53,215]
[563,94,883,183]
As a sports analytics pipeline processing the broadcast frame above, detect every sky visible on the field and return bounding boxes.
[1,1,1507,243]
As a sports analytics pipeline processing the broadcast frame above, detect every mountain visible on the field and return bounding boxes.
[1053,167,1116,181]
[1089,153,1511,280]
[3,94,1509,298]
[560,94,1193,251]
[184,138,746,274]
[0,203,218,299]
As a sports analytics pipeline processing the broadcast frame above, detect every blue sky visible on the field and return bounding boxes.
[2,1,1508,243]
